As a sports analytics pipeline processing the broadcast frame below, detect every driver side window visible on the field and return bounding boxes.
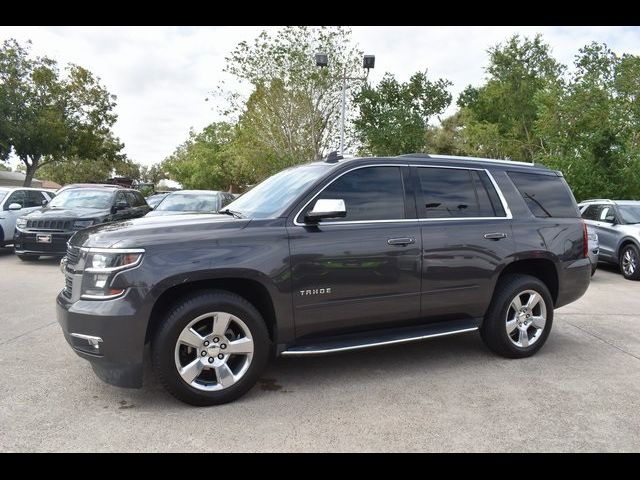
[4,190,26,210]
[600,206,617,224]
[303,166,406,223]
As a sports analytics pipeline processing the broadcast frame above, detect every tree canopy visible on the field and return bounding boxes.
[0,39,126,186]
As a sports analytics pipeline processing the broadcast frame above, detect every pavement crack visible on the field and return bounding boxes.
[0,321,58,348]
[566,322,640,361]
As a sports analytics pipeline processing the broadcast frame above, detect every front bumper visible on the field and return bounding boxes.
[56,288,149,388]
[14,228,72,256]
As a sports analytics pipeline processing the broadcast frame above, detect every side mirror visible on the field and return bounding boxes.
[41,199,49,207]
[8,203,22,211]
[305,199,346,223]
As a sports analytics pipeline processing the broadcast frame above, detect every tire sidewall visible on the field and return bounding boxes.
[482,275,554,358]
[619,244,640,280]
[153,291,270,406]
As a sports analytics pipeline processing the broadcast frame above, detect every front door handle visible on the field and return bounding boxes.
[484,232,507,240]
[387,237,415,246]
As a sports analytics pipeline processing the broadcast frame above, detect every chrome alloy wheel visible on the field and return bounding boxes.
[622,248,638,276]
[174,312,254,391]
[505,290,547,348]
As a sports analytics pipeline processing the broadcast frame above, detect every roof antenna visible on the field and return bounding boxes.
[324,151,343,163]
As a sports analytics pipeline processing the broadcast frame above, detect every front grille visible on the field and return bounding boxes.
[26,219,72,231]
[66,245,81,266]
[63,275,73,299]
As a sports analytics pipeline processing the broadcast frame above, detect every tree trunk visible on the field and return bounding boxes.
[23,163,37,187]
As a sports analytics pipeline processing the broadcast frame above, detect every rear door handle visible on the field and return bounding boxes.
[484,232,507,240]
[387,237,415,246]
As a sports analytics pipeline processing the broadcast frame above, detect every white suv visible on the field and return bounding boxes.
[0,187,57,247]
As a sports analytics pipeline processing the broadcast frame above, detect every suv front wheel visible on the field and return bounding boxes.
[480,274,554,358]
[619,244,640,280]
[152,290,271,406]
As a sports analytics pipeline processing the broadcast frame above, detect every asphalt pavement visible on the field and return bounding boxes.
[0,248,638,452]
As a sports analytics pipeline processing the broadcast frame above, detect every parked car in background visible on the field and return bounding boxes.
[579,199,640,280]
[57,153,591,406]
[0,187,56,248]
[146,190,235,217]
[14,186,150,260]
[145,192,170,209]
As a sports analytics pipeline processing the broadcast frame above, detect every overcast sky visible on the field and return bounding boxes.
[2,26,639,168]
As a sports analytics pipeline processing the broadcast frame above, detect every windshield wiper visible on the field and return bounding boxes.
[218,208,244,219]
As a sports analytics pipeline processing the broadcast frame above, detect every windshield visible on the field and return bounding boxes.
[224,164,329,219]
[156,193,220,212]
[618,205,640,224]
[48,189,114,209]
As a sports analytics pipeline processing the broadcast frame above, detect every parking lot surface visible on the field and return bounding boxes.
[0,249,639,452]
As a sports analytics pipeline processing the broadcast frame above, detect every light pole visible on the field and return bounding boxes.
[315,53,375,156]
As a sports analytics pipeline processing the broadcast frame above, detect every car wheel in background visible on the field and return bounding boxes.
[480,274,554,359]
[620,244,640,280]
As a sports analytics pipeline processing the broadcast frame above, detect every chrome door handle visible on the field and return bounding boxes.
[484,232,507,240]
[387,237,415,246]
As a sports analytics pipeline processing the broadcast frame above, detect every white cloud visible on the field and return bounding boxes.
[1,26,639,168]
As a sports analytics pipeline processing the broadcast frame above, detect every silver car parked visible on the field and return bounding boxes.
[579,199,640,280]
[0,187,57,248]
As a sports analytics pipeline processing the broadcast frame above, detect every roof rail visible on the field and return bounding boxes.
[579,199,614,203]
[397,153,538,167]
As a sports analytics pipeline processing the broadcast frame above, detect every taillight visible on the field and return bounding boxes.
[582,220,589,258]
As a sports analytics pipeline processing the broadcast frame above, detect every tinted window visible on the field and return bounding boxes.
[125,192,138,207]
[26,190,46,207]
[417,168,503,218]
[116,191,128,206]
[309,166,405,222]
[508,172,578,218]
[581,204,602,221]
[4,190,26,210]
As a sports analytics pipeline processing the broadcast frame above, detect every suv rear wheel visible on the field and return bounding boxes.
[620,244,640,280]
[480,274,553,358]
[152,290,270,406]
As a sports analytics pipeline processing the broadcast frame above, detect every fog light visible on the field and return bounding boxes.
[70,333,103,355]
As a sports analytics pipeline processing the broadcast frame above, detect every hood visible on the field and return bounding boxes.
[22,206,109,220]
[70,213,250,249]
[145,210,216,217]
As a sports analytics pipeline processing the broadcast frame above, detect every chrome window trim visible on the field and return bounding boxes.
[292,163,512,226]
[424,154,533,167]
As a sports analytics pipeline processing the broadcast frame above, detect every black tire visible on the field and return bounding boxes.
[619,244,640,280]
[480,274,554,359]
[17,254,39,261]
[152,290,270,406]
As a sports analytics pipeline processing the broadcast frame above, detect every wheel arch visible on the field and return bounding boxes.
[495,257,559,306]
[616,237,640,261]
[145,271,281,347]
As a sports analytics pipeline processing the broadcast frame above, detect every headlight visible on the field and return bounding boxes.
[80,249,144,299]
[16,218,27,229]
[73,220,95,229]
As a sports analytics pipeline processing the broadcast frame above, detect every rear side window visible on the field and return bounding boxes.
[582,204,602,220]
[308,166,406,222]
[416,167,505,218]
[508,172,578,218]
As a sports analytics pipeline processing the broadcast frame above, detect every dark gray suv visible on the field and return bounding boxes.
[57,154,591,405]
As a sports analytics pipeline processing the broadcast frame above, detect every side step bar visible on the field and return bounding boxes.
[281,322,479,357]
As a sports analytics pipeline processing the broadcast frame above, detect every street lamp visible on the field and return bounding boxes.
[315,53,375,155]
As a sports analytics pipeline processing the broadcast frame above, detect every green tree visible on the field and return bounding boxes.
[0,163,9,171]
[353,71,452,156]
[535,43,640,200]
[459,35,564,162]
[222,26,363,162]
[424,110,469,156]
[163,122,238,191]
[0,39,124,186]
